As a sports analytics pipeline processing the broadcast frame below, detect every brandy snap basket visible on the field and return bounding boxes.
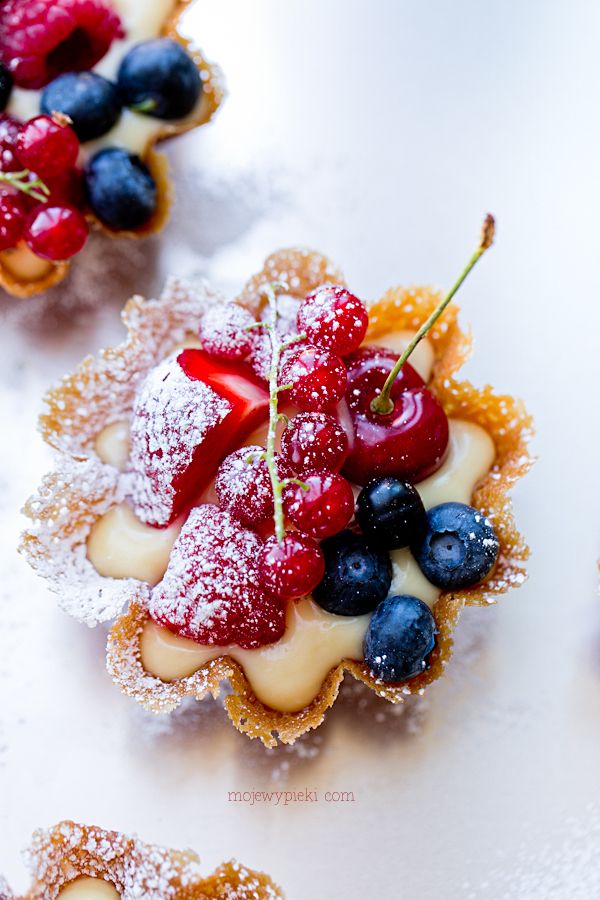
[21,249,534,747]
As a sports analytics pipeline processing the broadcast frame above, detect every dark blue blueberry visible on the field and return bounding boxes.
[356,476,426,550]
[412,501,499,590]
[0,63,13,112]
[364,594,436,682]
[41,72,121,142]
[84,148,157,231]
[118,38,202,120]
[313,529,392,616]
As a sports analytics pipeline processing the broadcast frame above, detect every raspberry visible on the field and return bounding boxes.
[148,505,286,649]
[0,0,124,89]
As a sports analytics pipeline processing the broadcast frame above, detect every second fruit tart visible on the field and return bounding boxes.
[0,0,223,298]
[21,220,533,747]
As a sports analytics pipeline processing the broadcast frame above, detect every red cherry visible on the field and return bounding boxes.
[0,192,27,250]
[259,532,325,600]
[280,344,347,412]
[199,302,256,361]
[24,204,88,260]
[343,347,449,485]
[16,115,79,179]
[298,284,368,355]
[284,471,354,539]
[280,412,349,475]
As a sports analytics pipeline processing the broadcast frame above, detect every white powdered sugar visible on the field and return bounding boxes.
[129,356,231,527]
[21,457,149,626]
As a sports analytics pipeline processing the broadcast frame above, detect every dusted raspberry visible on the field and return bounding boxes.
[199,302,255,361]
[0,0,124,89]
[148,505,286,649]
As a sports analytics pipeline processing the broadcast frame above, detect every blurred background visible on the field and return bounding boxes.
[1,1,599,897]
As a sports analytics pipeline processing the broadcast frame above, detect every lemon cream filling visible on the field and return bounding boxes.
[58,877,120,899]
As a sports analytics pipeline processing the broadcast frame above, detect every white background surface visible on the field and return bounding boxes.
[1,1,600,897]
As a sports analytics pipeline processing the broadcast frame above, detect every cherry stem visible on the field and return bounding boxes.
[370,214,496,416]
[0,169,50,204]
[260,280,298,543]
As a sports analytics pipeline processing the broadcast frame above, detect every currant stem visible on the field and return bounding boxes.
[0,169,50,204]
[260,280,291,543]
[370,214,496,416]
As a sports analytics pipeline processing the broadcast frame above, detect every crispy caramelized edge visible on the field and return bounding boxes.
[21,248,533,748]
[8,821,282,899]
[0,0,224,298]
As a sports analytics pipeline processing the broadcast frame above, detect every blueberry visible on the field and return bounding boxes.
[118,38,202,120]
[356,476,426,550]
[84,148,157,231]
[0,63,13,112]
[364,595,437,682]
[313,530,392,616]
[41,72,121,142]
[412,501,499,590]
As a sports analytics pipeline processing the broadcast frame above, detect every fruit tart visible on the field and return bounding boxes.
[0,0,223,298]
[0,821,282,898]
[21,218,533,747]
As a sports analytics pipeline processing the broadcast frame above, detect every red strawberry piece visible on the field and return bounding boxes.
[0,0,125,90]
[130,349,269,528]
[148,505,286,649]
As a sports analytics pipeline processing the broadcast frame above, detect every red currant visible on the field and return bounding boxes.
[284,471,354,539]
[24,204,88,260]
[298,284,368,355]
[280,344,347,412]
[16,115,79,179]
[0,192,27,250]
[199,302,256,361]
[215,445,289,527]
[259,532,325,600]
[280,412,348,475]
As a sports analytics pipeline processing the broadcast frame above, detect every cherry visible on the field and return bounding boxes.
[343,347,449,485]
[298,284,368,355]
[259,531,325,601]
[280,412,348,475]
[284,471,354,539]
[280,344,347,412]
[199,302,256,361]
[24,204,88,260]
[16,115,79,179]
[0,192,27,250]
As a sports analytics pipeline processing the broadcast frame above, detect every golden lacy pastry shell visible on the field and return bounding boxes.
[20,248,533,748]
[0,0,224,299]
[0,821,282,899]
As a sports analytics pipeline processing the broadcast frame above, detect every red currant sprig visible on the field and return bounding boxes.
[255,281,326,600]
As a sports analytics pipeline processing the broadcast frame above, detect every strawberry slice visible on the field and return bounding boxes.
[130,350,269,527]
[148,505,286,648]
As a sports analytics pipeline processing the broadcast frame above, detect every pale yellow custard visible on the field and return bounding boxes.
[142,597,367,713]
[87,503,182,587]
[58,877,120,899]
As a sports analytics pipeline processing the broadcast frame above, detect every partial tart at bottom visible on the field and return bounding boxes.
[21,246,533,747]
[0,821,282,899]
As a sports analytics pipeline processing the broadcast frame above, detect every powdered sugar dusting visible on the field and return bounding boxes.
[20,457,148,626]
[147,505,285,649]
[19,821,282,898]
[130,357,231,527]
